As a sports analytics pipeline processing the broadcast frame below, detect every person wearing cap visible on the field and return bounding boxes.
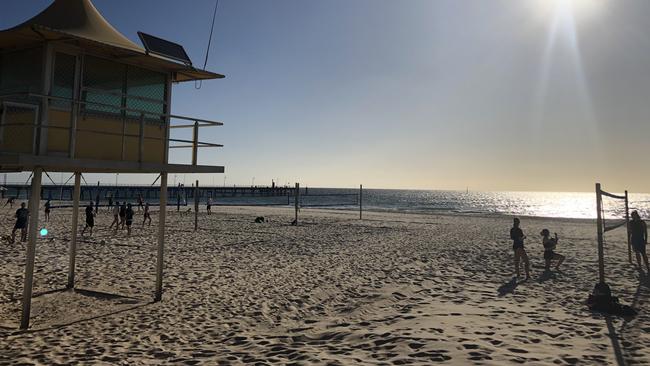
[510,217,530,280]
[540,229,565,271]
[628,210,650,273]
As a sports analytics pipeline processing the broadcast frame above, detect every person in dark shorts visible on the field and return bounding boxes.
[11,202,29,243]
[510,217,530,280]
[142,202,151,227]
[119,201,127,230]
[206,197,212,215]
[125,203,134,236]
[108,193,113,211]
[137,194,144,212]
[44,199,51,222]
[540,229,565,271]
[95,193,100,214]
[81,202,95,237]
[628,210,650,273]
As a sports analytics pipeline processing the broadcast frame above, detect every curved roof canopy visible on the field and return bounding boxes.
[0,0,224,82]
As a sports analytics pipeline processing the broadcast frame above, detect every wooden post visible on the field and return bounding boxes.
[192,120,199,166]
[155,172,168,302]
[67,172,81,289]
[625,190,631,264]
[595,183,605,285]
[294,182,299,225]
[359,184,363,220]
[194,180,199,232]
[20,167,43,330]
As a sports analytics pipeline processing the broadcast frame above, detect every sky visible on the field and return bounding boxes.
[2,0,650,192]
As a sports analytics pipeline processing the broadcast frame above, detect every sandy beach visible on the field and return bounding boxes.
[1,205,649,365]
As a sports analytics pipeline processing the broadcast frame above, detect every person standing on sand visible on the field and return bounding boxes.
[510,218,530,280]
[119,201,127,229]
[11,202,29,243]
[540,229,565,271]
[44,199,51,222]
[142,202,151,226]
[125,203,134,236]
[628,210,650,273]
[206,197,212,215]
[81,202,95,237]
[109,201,120,230]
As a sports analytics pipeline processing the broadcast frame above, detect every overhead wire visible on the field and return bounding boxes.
[195,0,220,90]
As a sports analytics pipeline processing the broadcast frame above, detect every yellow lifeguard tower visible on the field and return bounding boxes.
[0,0,225,329]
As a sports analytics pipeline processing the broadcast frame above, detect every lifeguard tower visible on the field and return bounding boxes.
[0,0,225,329]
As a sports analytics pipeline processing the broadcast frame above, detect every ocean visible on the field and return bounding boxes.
[204,188,650,220]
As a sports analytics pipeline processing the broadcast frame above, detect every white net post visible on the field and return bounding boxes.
[625,190,631,264]
[595,183,605,285]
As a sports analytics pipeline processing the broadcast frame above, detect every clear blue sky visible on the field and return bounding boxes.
[3,0,650,192]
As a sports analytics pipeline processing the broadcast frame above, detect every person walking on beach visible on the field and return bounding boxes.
[81,202,95,237]
[125,203,134,236]
[206,197,212,215]
[510,218,530,280]
[142,202,151,226]
[44,199,51,222]
[540,229,565,271]
[108,193,113,211]
[4,196,15,208]
[628,210,650,273]
[109,201,120,230]
[10,202,29,243]
[119,201,127,230]
[137,194,144,212]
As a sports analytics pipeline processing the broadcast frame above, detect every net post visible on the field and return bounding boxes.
[359,184,363,220]
[194,180,199,232]
[595,183,605,285]
[625,190,631,264]
[294,182,299,225]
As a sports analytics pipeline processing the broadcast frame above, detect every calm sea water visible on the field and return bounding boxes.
[219,188,650,220]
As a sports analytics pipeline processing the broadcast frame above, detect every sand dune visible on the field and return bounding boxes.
[1,205,649,364]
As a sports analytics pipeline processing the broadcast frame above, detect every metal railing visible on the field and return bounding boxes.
[0,92,223,166]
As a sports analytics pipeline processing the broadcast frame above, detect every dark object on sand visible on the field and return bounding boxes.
[587,282,636,317]
[255,216,265,223]
[291,219,297,226]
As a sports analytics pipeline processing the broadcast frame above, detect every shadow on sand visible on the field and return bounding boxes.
[497,277,520,297]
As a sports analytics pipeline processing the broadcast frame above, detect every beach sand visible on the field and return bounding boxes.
[1,205,649,365]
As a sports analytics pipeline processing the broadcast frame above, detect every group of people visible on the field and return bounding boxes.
[83,200,151,237]
[510,210,650,280]
[510,217,566,280]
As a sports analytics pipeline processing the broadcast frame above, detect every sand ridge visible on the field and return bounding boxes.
[1,205,649,365]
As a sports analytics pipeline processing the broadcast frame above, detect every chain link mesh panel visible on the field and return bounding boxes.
[51,53,76,110]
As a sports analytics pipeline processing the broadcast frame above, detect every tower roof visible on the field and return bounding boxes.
[0,0,224,82]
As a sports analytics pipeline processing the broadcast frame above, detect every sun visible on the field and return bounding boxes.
[537,0,605,21]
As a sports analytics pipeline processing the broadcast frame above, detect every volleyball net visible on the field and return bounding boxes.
[595,184,632,280]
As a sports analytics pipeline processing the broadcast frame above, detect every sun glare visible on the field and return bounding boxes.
[537,0,604,21]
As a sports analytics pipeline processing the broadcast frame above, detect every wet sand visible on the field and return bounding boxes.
[1,205,649,365]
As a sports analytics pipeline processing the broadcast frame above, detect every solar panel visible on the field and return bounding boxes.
[137,32,192,66]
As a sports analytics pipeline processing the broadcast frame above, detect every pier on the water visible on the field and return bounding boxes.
[1,184,296,202]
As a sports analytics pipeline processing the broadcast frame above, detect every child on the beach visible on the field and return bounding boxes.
[540,229,565,271]
[510,217,530,280]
